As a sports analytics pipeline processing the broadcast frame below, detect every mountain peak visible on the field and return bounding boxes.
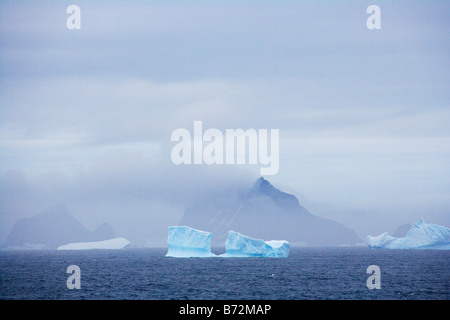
[249,177,299,205]
[180,176,361,246]
[5,206,116,249]
[250,177,272,194]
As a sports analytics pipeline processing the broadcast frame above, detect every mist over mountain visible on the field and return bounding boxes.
[180,177,361,246]
[4,205,115,249]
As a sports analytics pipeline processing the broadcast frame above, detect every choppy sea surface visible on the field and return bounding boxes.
[0,247,448,300]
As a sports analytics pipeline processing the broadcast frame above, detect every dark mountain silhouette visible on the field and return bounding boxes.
[5,205,115,249]
[392,223,413,238]
[180,177,361,246]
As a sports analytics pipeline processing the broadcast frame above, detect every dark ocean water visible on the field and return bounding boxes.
[0,247,448,300]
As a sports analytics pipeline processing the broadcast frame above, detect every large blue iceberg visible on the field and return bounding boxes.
[166,226,215,257]
[366,219,450,250]
[166,227,290,257]
[223,231,290,257]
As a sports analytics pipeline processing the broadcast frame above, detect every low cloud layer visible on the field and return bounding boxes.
[0,155,256,246]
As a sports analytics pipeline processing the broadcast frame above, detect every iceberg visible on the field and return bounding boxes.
[264,240,290,257]
[366,219,450,250]
[166,226,215,257]
[165,227,290,258]
[223,231,290,257]
[57,237,130,250]
[365,232,404,249]
[224,231,267,257]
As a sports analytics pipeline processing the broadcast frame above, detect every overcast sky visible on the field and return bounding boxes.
[0,1,449,245]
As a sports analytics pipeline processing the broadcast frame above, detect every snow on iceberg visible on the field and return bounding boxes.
[366,219,450,250]
[57,237,130,250]
[223,231,290,257]
[166,226,215,257]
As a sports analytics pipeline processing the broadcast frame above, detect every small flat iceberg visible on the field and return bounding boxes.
[222,231,290,258]
[57,237,130,250]
[366,219,450,250]
[166,226,215,257]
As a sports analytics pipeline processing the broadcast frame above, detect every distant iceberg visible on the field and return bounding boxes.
[165,227,289,258]
[223,231,290,257]
[57,237,130,250]
[366,219,450,250]
[166,226,215,257]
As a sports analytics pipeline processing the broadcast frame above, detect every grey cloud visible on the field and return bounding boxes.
[0,1,449,246]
